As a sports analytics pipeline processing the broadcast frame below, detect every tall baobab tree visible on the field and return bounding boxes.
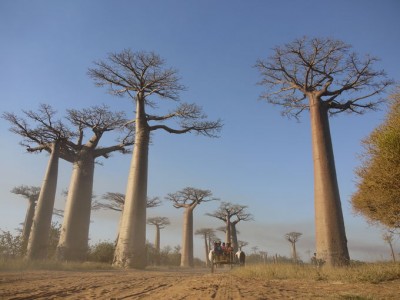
[89,50,222,268]
[166,187,218,267]
[207,202,251,250]
[255,37,392,266]
[382,232,396,262]
[10,185,41,249]
[285,232,302,263]
[3,104,74,260]
[195,228,215,267]
[147,217,170,265]
[56,105,133,261]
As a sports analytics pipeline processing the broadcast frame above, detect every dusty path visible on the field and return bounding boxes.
[1,268,399,299]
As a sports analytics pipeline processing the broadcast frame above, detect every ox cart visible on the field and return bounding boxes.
[210,250,236,273]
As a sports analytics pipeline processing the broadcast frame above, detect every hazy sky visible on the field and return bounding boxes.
[1,0,399,262]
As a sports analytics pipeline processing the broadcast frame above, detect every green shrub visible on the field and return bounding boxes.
[88,241,115,264]
[0,230,23,259]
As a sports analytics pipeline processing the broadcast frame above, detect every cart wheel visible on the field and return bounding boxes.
[211,261,214,273]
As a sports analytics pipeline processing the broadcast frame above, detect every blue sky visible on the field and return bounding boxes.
[0,0,399,262]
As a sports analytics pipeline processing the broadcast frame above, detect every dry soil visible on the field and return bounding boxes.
[1,268,399,299]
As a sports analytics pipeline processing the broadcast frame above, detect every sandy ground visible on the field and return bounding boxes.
[1,268,399,299]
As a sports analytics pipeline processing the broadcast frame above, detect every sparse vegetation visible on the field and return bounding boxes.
[232,262,400,283]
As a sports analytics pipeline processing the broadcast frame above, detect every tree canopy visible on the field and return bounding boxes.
[255,37,393,118]
[351,88,400,231]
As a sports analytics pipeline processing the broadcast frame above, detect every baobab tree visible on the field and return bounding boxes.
[285,232,302,263]
[166,187,218,267]
[230,209,253,253]
[56,105,133,261]
[3,104,74,259]
[206,202,251,251]
[237,240,249,251]
[93,192,161,211]
[89,50,222,268]
[147,217,170,265]
[255,37,392,266]
[10,185,40,249]
[382,232,396,262]
[195,228,215,267]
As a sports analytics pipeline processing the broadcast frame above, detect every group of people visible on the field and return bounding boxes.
[213,241,233,256]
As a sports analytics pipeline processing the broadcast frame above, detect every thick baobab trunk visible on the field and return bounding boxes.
[225,217,231,245]
[56,151,95,261]
[22,200,36,249]
[114,98,149,269]
[180,208,194,267]
[309,95,350,266]
[230,223,238,253]
[26,143,59,260]
[154,226,160,265]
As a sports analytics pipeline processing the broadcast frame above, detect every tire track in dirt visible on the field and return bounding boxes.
[1,269,400,299]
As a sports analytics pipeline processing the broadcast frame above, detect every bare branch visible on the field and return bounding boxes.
[93,192,161,211]
[256,36,393,118]
[166,187,218,209]
[147,217,170,229]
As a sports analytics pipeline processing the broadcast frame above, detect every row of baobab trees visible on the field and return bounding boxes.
[11,183,253,268]
[3,36,393,268]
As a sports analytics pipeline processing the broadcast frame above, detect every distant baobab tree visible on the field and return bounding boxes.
[89,49,222,269]
[147,217,170,265]
[251,246,259,254]
[93,192,161,247]
[382,232,396,262]
[285,232,302,263]
[207,202,251,251]
[166,187,218,267]
[3,104,74,260]
[195,228,215,267]
[230,208,253,253]
[93,192,161,211]
[255,37,392,266]
[237,240,248,251]
[10,185,40,249]
[207,230,218,253]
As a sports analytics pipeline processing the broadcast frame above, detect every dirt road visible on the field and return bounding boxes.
[1,268,399,299]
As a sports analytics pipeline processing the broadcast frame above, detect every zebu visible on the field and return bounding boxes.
[235,250,246,266]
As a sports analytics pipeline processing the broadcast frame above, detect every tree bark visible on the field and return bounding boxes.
[113,97,149,269]
[291,242,297,262]
[203,233,209,267]
[155,226,160,265]
[230,223,239,253]
[22,200,36,250]
[309,94,350,266]
[56,150,95,261]
[180,208,194,267]
[26,142,60,260]
[225,217,231,245]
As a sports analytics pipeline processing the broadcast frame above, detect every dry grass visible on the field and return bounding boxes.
[0,258,113,271]
[232,262,400,283]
